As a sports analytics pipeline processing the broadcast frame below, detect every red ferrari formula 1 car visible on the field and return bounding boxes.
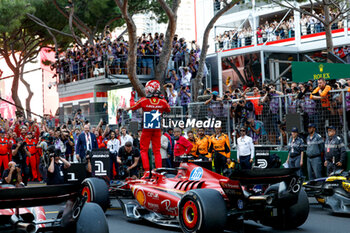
[0,178,109,233]
[112,161,309,233]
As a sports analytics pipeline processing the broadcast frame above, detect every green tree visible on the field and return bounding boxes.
[51,0,163,46]
[0,0,70,118]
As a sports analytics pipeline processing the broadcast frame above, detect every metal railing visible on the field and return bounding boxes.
[232,90,350,150]
[215,21,346,51]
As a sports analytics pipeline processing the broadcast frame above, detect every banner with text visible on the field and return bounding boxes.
[292,62,350,83]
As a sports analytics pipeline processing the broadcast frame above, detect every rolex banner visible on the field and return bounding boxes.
[291,62,350,83]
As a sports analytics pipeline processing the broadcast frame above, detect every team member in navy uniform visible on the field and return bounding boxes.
[286,127,305,176]
[117,141,140,179]
[306,123,324,179]
[47,149,71,185]
[324,126,347,175]
[236,127,255,169]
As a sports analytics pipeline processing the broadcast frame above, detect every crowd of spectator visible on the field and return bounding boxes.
[215,10,347,51]
[201,77,350,149]
[1,74,350,184]
[56,31,202,86]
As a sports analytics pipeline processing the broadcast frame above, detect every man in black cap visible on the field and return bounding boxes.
[286,127,305,176]
[324,126,346,175]
[306,123,324,179]
[117,141,140,179]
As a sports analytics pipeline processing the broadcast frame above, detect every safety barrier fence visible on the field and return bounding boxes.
[237,90,349,149]
[56,89,349,150]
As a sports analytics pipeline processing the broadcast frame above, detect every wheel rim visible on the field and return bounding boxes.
[182,200,198,229]
[82,186,92,202]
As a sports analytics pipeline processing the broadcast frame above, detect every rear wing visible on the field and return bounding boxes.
[0,184,79,209]
[221,168,302,206]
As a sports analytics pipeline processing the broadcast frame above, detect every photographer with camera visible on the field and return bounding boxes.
[60,128,74,162]
[179,85,191,115]
[74,109,85,127]
[12,137,31,185]
[261,84,283,144]
[163,83,178,106]
[167,69,180,90]
[141,40,154,75]
[179,66,191,87]
[117,141,140,179]
[2,161,23,187]
[47,148,71,185]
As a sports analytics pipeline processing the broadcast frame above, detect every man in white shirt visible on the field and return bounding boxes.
[179,66,191,87]
[107,131,120,179]
[237,127,255,169]
[160,131,169,167]
[120,126,133,147]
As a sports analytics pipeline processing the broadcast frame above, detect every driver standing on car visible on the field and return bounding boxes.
[324,126,346,175]
[117,141,140,179]
[2,161,23,187]
[47,149,71,185]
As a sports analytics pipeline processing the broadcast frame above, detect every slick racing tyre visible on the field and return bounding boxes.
[76,202,109,233]
[262,184,309,229]
[82,178,109,212]
[178,189,227,233]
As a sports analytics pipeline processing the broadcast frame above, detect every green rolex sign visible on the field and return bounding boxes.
[292,62,350,83]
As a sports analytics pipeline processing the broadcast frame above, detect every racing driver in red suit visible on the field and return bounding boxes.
[125,80,170,172]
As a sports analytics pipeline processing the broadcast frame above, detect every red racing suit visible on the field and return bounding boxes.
[130,96,170,170]
[0,137,10,170]
[25,138,38,180]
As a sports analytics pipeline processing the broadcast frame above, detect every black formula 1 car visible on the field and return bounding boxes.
[111,161,309,232]
[0,178,109,233]
[303,169,350,214]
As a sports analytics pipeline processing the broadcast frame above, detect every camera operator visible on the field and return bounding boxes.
[74,109,85,127]
[47,149,71,185]
[163,83,178,107]
[2,161,23,187]
[12,137,31,185]
[179,85,191,115]
[141,41,154,75]
[167,69,180,90]
[261,84,283,144]
[117,141,140,179]
[61,128,75,162]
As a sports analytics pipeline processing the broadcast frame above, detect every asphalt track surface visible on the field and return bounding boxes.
[44,198,350,233]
